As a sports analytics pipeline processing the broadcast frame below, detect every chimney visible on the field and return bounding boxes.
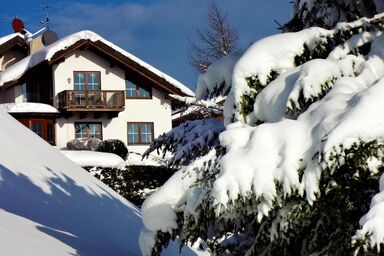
[29,35,45,54]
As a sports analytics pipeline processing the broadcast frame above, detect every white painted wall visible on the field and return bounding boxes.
[53,49,172,154]
[52,50,125,100]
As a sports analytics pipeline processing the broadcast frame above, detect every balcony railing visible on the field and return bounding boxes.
[58,90,125,111]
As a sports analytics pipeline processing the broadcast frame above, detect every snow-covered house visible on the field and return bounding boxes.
[0,29,194,153]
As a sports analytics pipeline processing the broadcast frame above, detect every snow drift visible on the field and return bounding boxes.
[0,109,196,255]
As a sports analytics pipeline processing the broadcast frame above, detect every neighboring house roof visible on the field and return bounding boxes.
[0,33,26,55]
[0,30,194,96]
[170,94,224,127]
[0,103,59,114]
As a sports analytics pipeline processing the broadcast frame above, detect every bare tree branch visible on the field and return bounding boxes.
[188,0,240,74]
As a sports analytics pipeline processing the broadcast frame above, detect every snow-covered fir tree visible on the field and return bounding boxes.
[140,2,384,256]
[142,54,239,168]
[283,0,384,31]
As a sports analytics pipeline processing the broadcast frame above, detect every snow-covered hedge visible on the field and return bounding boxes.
[140,12,384,256]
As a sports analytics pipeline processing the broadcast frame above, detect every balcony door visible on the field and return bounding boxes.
[73,71,101,106]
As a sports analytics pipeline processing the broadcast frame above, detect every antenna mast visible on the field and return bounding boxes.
[40,5,51,30]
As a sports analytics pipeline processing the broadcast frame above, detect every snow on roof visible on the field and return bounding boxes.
[0,30,194,96]
[0,102,59,114]
[0,32,24,47]
[0,105,198,255]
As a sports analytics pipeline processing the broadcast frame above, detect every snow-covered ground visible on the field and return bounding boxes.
[61,150,166,168]
[0,109,198,255]
[61,150,126,169]
[127,151,167,166]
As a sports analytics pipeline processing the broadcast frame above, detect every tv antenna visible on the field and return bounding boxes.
[40,5,51,30]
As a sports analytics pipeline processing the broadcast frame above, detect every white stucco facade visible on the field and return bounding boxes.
[52,49,172,153]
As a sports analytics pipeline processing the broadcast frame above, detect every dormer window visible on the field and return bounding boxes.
[125,79,151,99]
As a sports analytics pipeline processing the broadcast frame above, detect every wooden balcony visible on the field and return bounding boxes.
[58,90,125,112]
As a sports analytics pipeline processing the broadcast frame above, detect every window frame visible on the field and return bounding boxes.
[74,122,103,140]
[125,79,152,99]
[73,71,101,91]
[127,122,154,145]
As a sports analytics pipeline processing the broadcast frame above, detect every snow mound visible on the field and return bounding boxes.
[61,150,125,168]
[0,109,197,255]
[127,152,166,166]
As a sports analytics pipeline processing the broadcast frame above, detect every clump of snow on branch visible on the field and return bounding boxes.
[196,54,240,100]
[143,119,224,167]
[224,27,332,125]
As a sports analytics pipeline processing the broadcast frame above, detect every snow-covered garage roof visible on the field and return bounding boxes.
[0,102,59,114]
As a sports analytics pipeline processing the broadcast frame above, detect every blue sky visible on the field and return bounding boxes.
[0,0,292,91]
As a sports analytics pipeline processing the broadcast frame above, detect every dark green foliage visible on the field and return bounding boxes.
[286,76,338,117]
[202,81,231,100]
[283,0,379,32]
[294,37,334,67]
[240,70,279,122]
[96,139,128,160]
[85,165,176,207]
[239,92,257,122]
[143,119,224,167]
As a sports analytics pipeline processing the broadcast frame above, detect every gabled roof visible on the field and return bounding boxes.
[0,30,194,96]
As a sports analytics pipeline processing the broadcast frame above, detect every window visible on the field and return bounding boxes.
[126,80,137,97]
[74,72,101,105]
[21,83,27,102]
[74,71,100,91]
[125,79,151,99]
[17,118,55,145]
[32,122,42,137]
[75,122,102,140]
[127,122,154,144]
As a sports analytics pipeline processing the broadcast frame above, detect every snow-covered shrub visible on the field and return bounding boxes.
[96,139,128,160]
[66,137,102,150]
[140,12,384,256]
[87,165,176,207]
